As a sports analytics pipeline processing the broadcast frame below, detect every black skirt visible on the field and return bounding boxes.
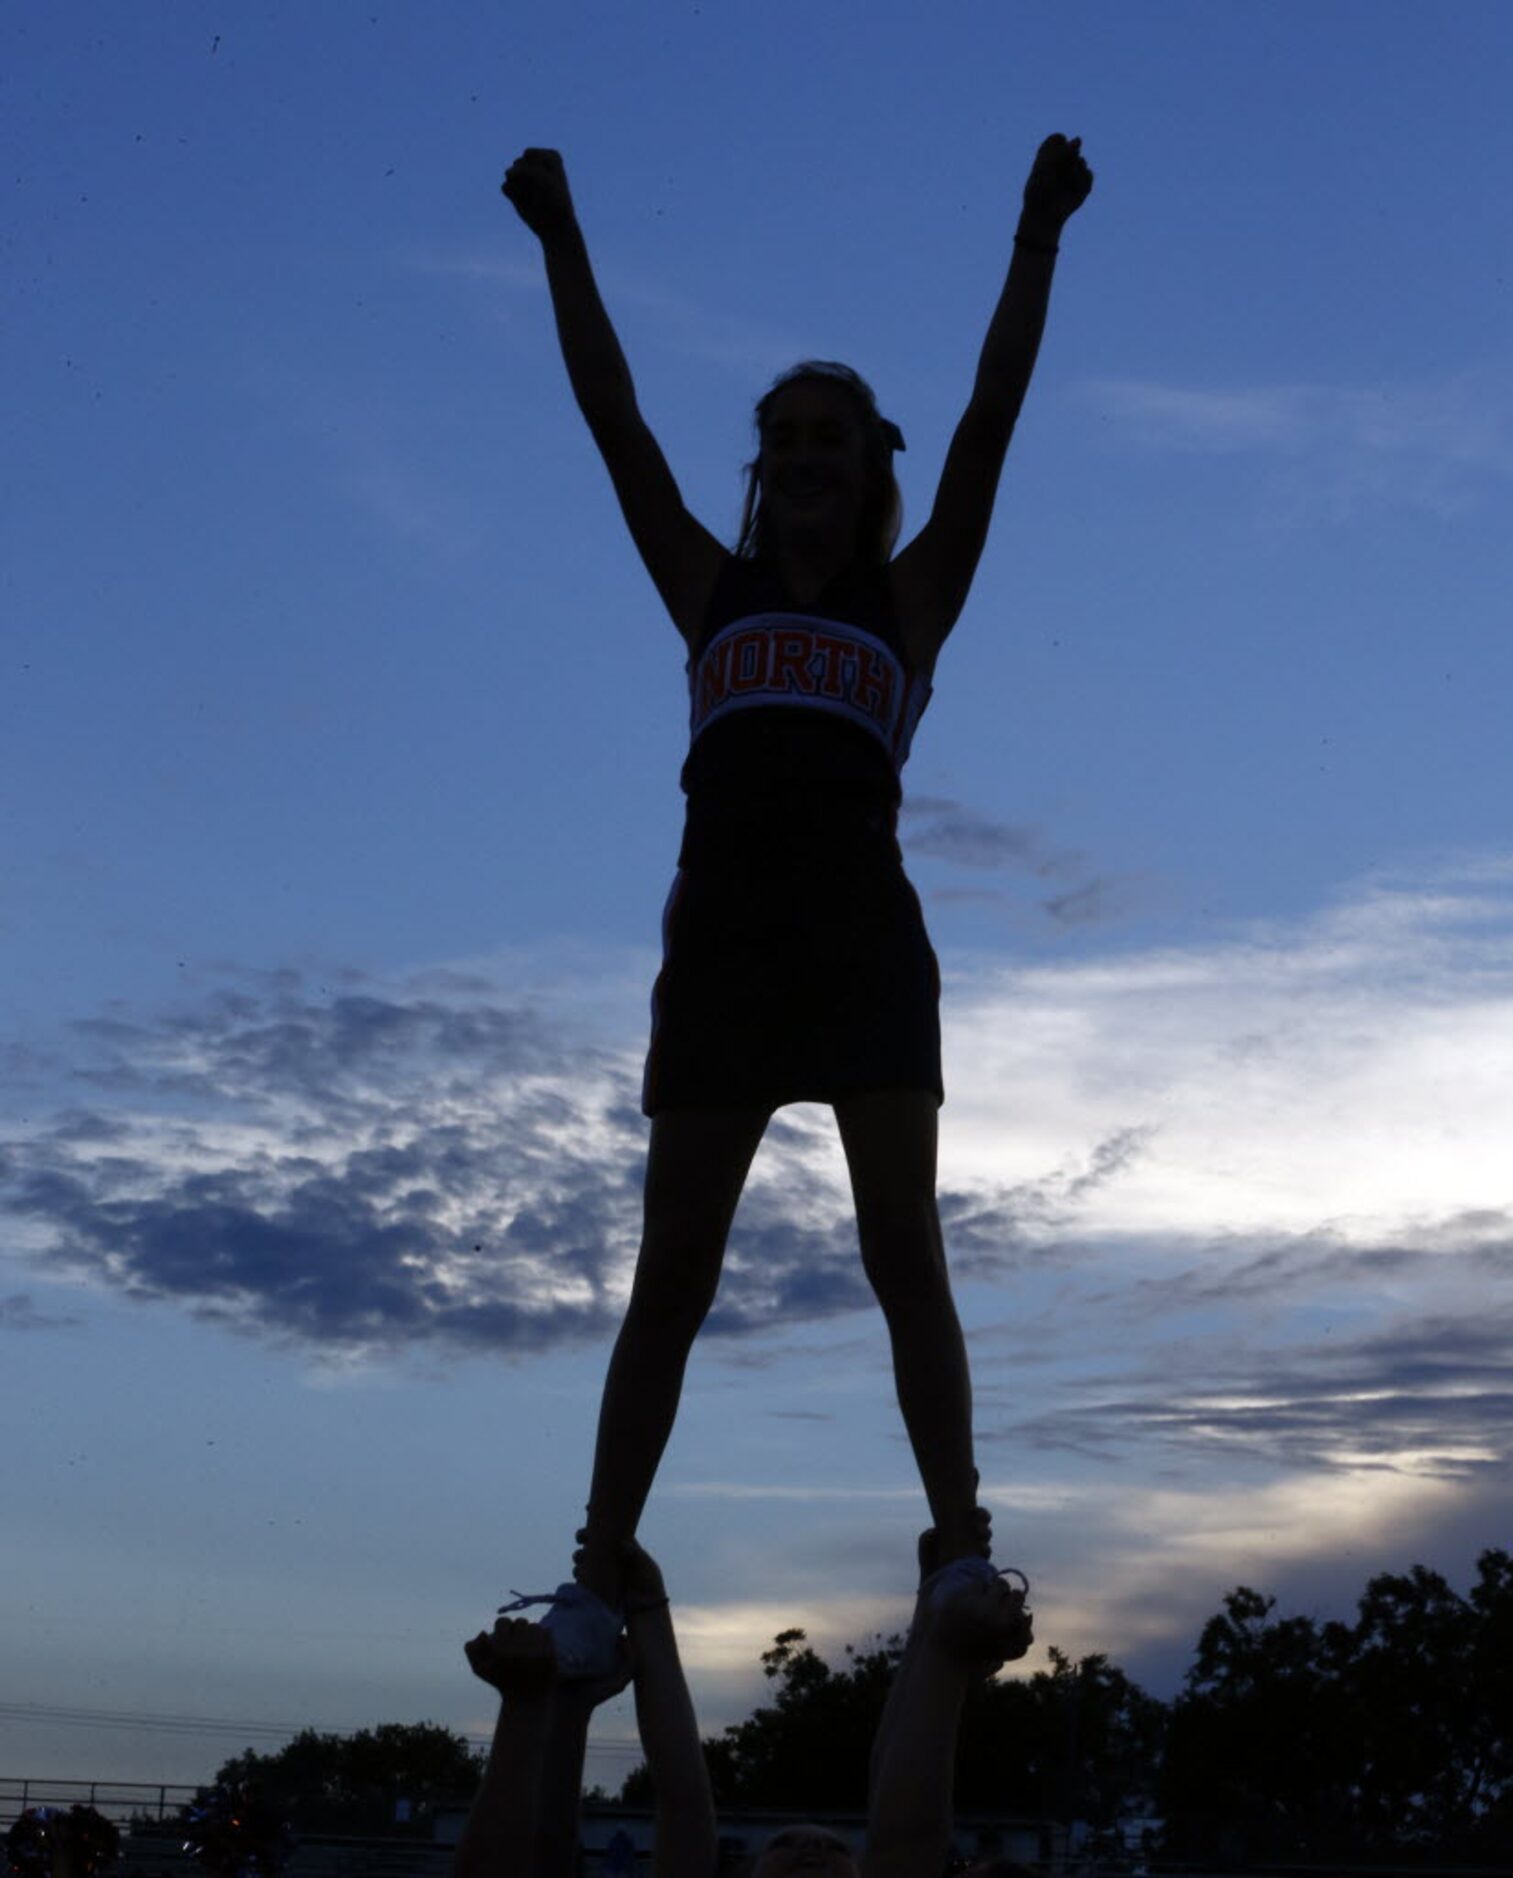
[641,856,943,1116]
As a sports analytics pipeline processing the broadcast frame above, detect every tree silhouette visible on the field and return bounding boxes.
[1349,1555,1513,1852]
[613,1549,1512,1864]
[615,1627,1162,1821]
[209,1722,484,1830]
[620,1628,906,1811]
[1160,1549,1513,1863]
[191,1550,1511,1863]
[1160,1585,1357,1861]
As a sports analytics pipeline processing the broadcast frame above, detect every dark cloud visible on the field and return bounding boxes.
[1,972,646,1358]
[898,796,1140,927]
[900,798,1081,878]
[1,969,1165,1363]
[2,972,950,1360]
[42,1109,136,1147]
[1101,1217,1513,1320]
[1043,875,1138,926]
[66,982,553,1126]
[0,1291,82,1332]
[986,1295,1513,1479]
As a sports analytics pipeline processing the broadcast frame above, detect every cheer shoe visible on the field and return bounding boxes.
[497,1580,624,1680]
[921,1555,1030,1611]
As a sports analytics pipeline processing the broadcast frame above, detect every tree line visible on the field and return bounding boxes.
[210,1550,1513,1864]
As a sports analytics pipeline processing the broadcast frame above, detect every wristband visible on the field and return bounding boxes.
[1014,231,1060,256]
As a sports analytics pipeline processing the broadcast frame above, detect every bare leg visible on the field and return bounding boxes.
[576,1318,706,1605]
[574,1103,771,1606]
[884,1282,978,1563]
[834,1090,981,1567]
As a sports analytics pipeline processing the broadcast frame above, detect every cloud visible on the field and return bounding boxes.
[1041,1462,1497,1693]
[1079,359,1513,519]
[986,1281,1513,1479]
[0,971,871,1360]
[1043,875,1140,926]
[7,867,1513,1733]
[900,797,1082,878]
[408,245,805,376]
[4,973,644,1360]
[3,856,1511,1486]
[0,1291,82,1332]
[937,856,1513,1241]
[900,796,1134,929]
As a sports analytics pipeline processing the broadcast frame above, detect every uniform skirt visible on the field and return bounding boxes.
[641,856,943,1116]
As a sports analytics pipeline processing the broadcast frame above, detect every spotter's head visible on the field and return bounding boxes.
[752,1822,859,1877]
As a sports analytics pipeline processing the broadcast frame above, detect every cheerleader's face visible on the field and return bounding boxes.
[760,380,870,553]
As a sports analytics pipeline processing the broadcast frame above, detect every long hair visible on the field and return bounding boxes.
[733,360,905,569]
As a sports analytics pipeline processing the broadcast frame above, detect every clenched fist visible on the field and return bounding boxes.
[464,1615,560,1699]
[1022,132,1094,229]
[501,146,579,244]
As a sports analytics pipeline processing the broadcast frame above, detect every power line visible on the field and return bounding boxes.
[0,1704,306,1742]
[0,1700,639,1761]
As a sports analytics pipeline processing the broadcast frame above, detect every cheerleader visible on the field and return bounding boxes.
[499,133,1092,1672]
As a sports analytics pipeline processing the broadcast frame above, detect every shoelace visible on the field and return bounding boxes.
[925,1561,1032,1603]
[496,1587,561,1614]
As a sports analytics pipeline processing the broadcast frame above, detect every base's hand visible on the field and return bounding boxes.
[464,1615,560,1699]
[1022,132,1094,228]
[917,1470,994,1586]
[555,1636,636,1715]
[917,1504,994,1588]
[573,1529,667,1612]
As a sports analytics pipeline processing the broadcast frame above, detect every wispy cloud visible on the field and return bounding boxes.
[899,797,1140,928]
[900,797,1082,877]
[988,1283,1513,1479]
[1079,360,1513,520]
[1043,875,1140,926]
[407,245,805,376]
[0,1291,82,1332]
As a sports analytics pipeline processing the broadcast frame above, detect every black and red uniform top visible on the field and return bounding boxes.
[677,552,932,876]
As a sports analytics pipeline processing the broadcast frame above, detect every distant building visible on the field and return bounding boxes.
[433,1801,1063,1867]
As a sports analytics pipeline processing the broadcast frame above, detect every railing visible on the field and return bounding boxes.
[0,1776,200,1829]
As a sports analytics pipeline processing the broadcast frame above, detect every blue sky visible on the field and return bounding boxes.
[5,0,1513,1795]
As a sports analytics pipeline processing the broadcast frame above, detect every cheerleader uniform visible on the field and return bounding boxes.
[641,551,942,1116]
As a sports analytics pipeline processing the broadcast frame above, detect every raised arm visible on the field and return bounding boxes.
[536,1643,636,1877]
[868,1506,994,1814]
[502,149,638,427]
[455,1606,636,1878]
[861,1567,1032,1878]
[454,1618,561,1878]
[501,149,725,639]
[973,134,1094,417]
[595,1535,718,1878]
[891,133,1095,658]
